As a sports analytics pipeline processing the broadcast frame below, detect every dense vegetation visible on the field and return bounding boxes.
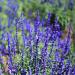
[0,0,75,75]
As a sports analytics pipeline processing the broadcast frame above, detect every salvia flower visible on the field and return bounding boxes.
[0,11,75,75]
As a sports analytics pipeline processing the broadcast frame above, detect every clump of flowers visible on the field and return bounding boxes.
[0,1,75,75]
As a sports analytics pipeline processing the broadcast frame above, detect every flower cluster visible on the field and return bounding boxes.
[0,1,75,75]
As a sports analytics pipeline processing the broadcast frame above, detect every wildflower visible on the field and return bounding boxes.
[15,18,20,53]
[11,37,16,56]
[41,30,49,75]
[21,21,26,48]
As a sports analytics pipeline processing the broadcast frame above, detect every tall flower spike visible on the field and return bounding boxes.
[7,33,11,56]
[28,34,33,67]
[21,21,26,48]
[41,28,49,75]
[7,33,13,72]
[11,37,16,56]
[33,15,40,75]
[15,18,19,53]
